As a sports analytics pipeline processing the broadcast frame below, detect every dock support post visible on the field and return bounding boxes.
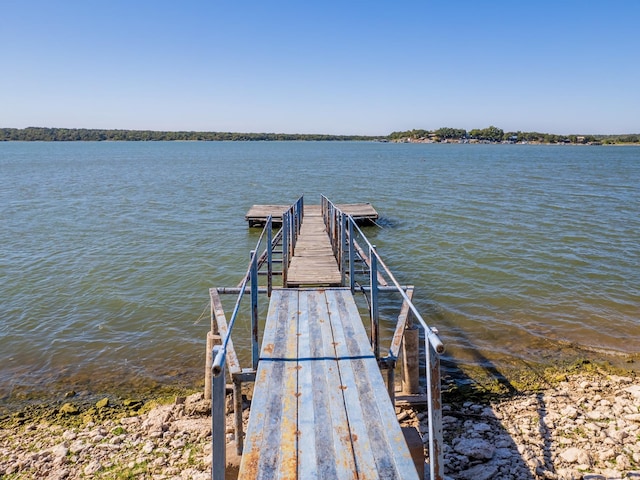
[370,245,379,359]
[211,345,226,480]
[233,377,244,455]
[387,360,396,405]
[401,325,421,395]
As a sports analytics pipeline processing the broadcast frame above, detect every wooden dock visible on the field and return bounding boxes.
[245,202,378,227]
[238,288,419,479]
[210,196,444,479]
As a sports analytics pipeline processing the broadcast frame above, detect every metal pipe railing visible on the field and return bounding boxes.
[211,196,305,478]
[212,215,272,377]
[213,194,304,377]
[281,195,304,278]
[320,194,445,480]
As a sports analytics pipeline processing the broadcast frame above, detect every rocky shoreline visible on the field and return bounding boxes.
[1,367,639,479]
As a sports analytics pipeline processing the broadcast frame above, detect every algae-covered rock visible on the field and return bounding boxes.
[60,403,80,415]
[96,398,110,409]
[123,399,143,410]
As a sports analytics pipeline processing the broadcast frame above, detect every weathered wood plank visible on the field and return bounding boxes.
[389,286,414,360]
[209,288,241,375]
[274,291,299,479]
[316,290,360,477]
[239,290,298,478]
[296,290,318,479]
[326,290,380,479]
[297,290,357,478]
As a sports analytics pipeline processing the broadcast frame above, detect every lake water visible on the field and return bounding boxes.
[1,141,639,402]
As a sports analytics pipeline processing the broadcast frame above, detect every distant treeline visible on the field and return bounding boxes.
[1,126,639,144]
[0,127,376,142]
[389,127,640,144]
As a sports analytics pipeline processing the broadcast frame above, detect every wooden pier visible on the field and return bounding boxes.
[245,202,378,227]
[210,196,444,480]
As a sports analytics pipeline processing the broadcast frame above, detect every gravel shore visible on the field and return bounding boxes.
[1,368,639,479]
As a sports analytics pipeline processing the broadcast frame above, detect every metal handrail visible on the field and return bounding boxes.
[320,194,445,480]
[321,195,444,352]
[282,195,304,285]
[212,195,304,378]
[212,216,271,377]
[211,196,305,479]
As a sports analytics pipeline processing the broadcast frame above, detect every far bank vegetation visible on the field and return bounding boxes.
[1,126,638,144]
[389,126,640,145]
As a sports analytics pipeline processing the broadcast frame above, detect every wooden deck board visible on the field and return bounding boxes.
[238,289,419,480]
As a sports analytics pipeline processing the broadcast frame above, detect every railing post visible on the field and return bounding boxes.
[289,209,296,256]
[370,245,379,359]
[348,219,355,292]
[282,214,289,286]
[250,250,259,371]
[333,207,338,252]
[267,217,273,297]
[330,205,336,248]
[340,213,346,286]
[426,339,444,480]
[326,203,332,245]
[211,345,226,480]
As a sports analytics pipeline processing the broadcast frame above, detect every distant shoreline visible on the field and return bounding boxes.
[1,127,639,145]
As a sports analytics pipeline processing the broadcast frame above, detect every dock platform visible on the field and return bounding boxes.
[238,288,419,479]
[245,202,378,227]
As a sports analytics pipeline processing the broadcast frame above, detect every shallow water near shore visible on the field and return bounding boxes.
[1,141,639,403]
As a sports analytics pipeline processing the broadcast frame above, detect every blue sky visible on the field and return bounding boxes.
[2,0,639,135]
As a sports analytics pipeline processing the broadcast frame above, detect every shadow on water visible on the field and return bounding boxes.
[371,216,400,229]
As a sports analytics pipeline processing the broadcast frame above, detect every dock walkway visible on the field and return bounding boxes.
[238,288,419,479]
[286,205,342,287]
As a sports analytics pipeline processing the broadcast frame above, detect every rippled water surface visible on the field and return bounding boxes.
[1,142,639,400]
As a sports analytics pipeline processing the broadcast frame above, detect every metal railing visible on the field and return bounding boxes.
[210,196,304,480]
[281,195,304,286]
[321,194,445,480]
